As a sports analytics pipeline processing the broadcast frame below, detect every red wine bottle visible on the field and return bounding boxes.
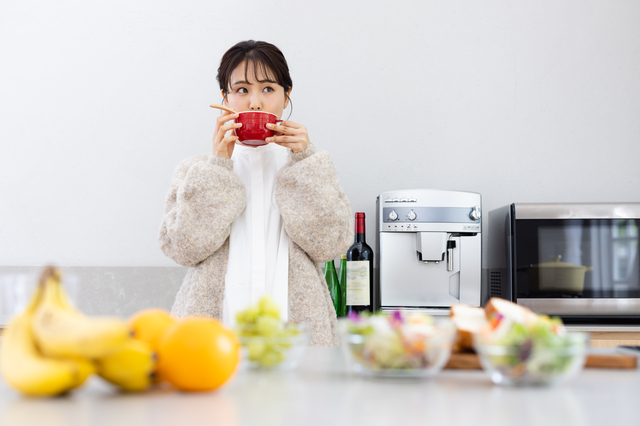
[346,212,374,314]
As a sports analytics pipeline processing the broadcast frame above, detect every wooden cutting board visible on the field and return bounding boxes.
[445,352,638,370]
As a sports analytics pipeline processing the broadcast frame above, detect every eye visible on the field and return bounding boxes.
[236,87,248,94]
[263,86,274,93]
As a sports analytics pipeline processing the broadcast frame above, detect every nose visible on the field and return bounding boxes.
[249,93,262,111]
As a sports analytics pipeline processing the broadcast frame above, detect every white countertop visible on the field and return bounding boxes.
[1,347,640,426]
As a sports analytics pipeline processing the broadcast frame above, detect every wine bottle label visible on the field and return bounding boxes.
[346,261,370,306]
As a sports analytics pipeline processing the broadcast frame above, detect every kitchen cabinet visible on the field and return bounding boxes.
[1,347,639,425]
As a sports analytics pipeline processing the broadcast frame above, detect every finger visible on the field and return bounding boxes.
[280,120,301,128]
[214,135,238,158]
[219,122,242,134]
[213,123,241,146]
[221,134,239,144]
[216,135,239,150]
[216,110,238,120]
[266,123,302,134]
[216,112,239,125]
[274,141,306,154]
[266,135,301,144]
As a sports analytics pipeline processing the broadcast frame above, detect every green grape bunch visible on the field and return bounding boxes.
[235,296,301,368]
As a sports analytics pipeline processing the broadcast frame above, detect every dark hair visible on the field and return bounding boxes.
[217,40,293,102]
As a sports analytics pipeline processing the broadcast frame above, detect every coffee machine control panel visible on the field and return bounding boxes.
[381,206,481,233]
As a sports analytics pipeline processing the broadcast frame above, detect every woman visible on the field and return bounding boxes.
[158,40,352,345]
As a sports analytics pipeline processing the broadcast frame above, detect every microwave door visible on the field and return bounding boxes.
[512,212,640,316]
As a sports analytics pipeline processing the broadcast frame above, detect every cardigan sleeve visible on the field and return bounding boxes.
[275,145,353,263]
[158,155,246,267]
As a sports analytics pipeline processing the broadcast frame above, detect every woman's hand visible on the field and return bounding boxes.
[265,120,310,153]
[212,110,242,159]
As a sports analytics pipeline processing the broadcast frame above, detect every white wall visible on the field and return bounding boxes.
[1,0,639,268]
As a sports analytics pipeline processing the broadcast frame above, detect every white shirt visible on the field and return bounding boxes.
[223,143,290,326]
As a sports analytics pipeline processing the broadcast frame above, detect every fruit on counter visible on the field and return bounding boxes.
[234,296,303,368]
[1,265,242,396]
[156,317,240,392]
[68,356,97,390]
[341,311,455,370]
[128,308,176,352]
[237,295,282,323]
[0,277,96,396]
[96,339,157,392]
[31,267,131,359]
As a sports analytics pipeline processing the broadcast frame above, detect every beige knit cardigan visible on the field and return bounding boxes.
[158,145,353,346]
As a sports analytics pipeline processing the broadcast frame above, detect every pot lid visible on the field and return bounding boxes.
[532,256,592,270]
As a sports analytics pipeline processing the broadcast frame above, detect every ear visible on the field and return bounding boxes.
[221,90,228,105]
[284,88,292,109]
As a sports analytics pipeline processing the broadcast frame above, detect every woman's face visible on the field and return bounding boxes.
[223,60,290,118]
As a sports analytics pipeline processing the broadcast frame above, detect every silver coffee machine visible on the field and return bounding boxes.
[376,189,482,315]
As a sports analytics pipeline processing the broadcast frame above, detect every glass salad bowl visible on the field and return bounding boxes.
[237,323,312,371]
[474,329,589,386]
[339,311,456,378]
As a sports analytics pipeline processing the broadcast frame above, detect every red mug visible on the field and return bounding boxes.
[234,111,282,147]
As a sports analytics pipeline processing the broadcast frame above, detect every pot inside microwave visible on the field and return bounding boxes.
[526,258,593,293]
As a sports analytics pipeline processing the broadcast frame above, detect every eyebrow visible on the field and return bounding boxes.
[231,79,277,87]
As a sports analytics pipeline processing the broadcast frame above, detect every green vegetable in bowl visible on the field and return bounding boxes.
[341,311,454,372]
[475,313,587,383]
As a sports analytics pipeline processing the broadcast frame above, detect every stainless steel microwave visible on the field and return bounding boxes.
[507,203,640,323]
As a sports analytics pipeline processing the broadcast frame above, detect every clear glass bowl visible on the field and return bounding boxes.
[340,318,457,378]
[474,332,589,386]
[238,324,311,371]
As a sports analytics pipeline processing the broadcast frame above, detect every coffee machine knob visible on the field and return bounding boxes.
[388,210,398,221]
[407,210,417,221]
[469,206,481,221]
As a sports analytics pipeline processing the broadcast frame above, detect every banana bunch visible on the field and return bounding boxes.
[0,269,96,396]
[0,266,157,396]
[31,267,131,359]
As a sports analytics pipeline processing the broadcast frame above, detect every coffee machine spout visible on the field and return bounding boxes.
[416,232,447,263]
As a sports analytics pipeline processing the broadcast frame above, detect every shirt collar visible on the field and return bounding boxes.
[234,143,285,155]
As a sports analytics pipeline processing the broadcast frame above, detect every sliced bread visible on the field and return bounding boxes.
[450,304,489,352]
[484,297,538,325]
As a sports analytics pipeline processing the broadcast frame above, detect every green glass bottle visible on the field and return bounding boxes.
[338,254,347,317]
[324,259,341,316]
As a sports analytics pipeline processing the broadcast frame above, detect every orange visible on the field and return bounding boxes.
[156,317,240,392]
[129,308,176,352]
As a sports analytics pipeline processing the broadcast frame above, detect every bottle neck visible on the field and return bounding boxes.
[354,212,366,243]
[325,260,336,271]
